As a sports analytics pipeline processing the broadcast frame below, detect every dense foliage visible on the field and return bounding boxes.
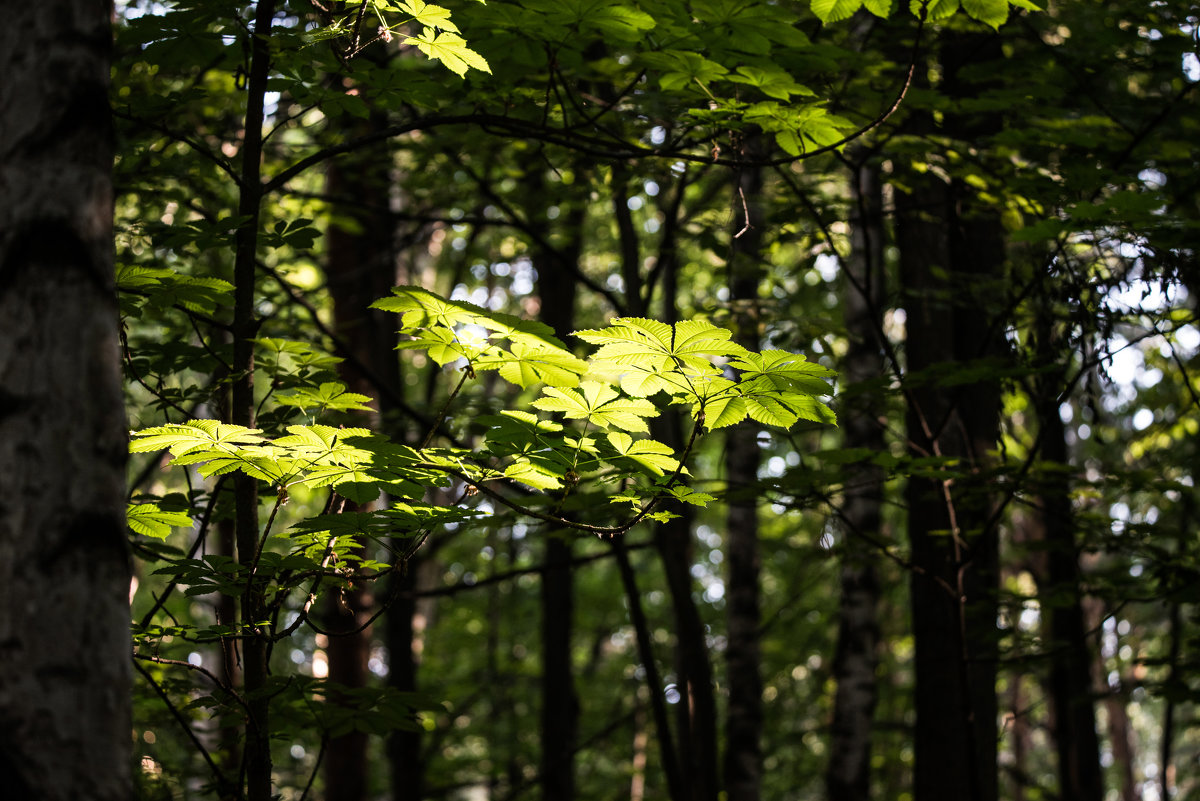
[110,1,1200,800]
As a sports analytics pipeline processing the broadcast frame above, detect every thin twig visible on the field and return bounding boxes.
[133,657,232,792]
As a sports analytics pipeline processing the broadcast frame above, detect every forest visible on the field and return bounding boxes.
[0,0,1197,800]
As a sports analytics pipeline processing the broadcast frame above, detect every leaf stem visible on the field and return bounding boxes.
[420,368,471,450]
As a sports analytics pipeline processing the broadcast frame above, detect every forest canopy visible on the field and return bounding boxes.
[5,0,1199,800]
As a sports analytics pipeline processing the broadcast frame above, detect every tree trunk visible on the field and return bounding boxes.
[0,3,131,800]
[535,196,584,801]
[388,568,424,801]
[323,76,400,801]
[1083,597,1140,801]
[826,152,885,801]
[1032,306,1103,801]
[230,5,276,800]
[656,470,718,801]
[724,139,766,801]
[895,31,1006,801]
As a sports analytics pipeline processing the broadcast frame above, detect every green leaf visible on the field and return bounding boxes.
[332,480,384,504]
[130,420,264,456]
[479,411,564,455]
[811,0,864,23]
[473,339,587,388]
[961,0,1008,27]
[397,0,460,31]
[403,29,491,76]
[911,0,961,19]
[295,431,432,500]
[273,424,373,456]
[545,0,656,40]
[665,486,716,507]
[604,432,683,477]
[641,51,729,92]
[116,265,235,315]
[255,338,343,373]
[302,22,352,45]
[375,286,572,366]
[503,458,564,490]
[274,382,374,414]
[532,381,659,432]
[288,503,480,540]
[127,502,194,540]
[726,66,815,101]
[576,318,746,373]
[702,395,749,430]
[692,0,809,51]
[730,350,837,394]
[396,325,487,366]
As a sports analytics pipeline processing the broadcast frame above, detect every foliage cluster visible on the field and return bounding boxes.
[112,0,1200,799]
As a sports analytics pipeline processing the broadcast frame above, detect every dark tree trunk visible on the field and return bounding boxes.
[0,3,131,800]
[826,152,885,801]
[323,77,400,801]
[656,506,719,801]
[895,31,1006,801]
[217,514,243,777]
[229,5,277,800]
[535,196,584,801]
[724,138,766,801]
[1031,306,1103,801]
[388,568,424,801]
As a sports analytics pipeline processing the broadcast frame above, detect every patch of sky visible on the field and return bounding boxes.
[814,253,839,282]
[511,258,536,295]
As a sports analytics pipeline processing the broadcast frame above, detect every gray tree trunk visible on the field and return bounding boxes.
[0,3,131,800]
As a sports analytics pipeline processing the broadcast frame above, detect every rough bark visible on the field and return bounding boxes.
[0,3,131,799]
[724,139,766,801]
[895,31,1005,801]
[826,153,885,801]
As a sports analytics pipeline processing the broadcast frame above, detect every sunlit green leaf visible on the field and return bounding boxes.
[532,381,659,432]
[810,0,863,23]
[403,29,491,76]
[127,502,194,540]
